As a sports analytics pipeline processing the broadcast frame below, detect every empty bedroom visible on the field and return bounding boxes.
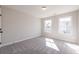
[0,5,79,54]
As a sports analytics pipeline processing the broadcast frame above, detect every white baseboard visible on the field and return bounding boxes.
[0,34,41,48]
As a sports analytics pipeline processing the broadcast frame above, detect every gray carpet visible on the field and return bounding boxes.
[0,37,79,54]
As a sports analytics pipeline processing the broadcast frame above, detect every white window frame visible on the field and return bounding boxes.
[58,16,72,35]
[44,19,52,33]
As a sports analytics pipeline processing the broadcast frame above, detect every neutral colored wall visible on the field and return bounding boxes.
[1,6,41,45]
[41,11,78,43]
[77,10,79,44]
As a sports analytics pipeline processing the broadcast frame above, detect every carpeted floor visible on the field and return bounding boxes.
[0,37,79,54]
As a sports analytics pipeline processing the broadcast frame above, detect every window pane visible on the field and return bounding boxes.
[44,20,52,32]
[59,16,72,34]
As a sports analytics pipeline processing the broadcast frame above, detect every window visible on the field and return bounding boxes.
[59,16,72,34]
[44,20,52,32]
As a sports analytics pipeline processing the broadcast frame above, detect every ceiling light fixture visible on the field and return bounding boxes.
[42,6,47,10]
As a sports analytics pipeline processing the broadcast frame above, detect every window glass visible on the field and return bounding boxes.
[44,20,52,32]
[59,16,72,34]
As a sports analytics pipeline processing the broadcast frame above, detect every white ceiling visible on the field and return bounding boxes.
[4,5,79,18]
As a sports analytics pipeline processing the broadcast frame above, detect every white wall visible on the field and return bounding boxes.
[77,10,79,44]
[41,11,78,43]
[1,6,41,46]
